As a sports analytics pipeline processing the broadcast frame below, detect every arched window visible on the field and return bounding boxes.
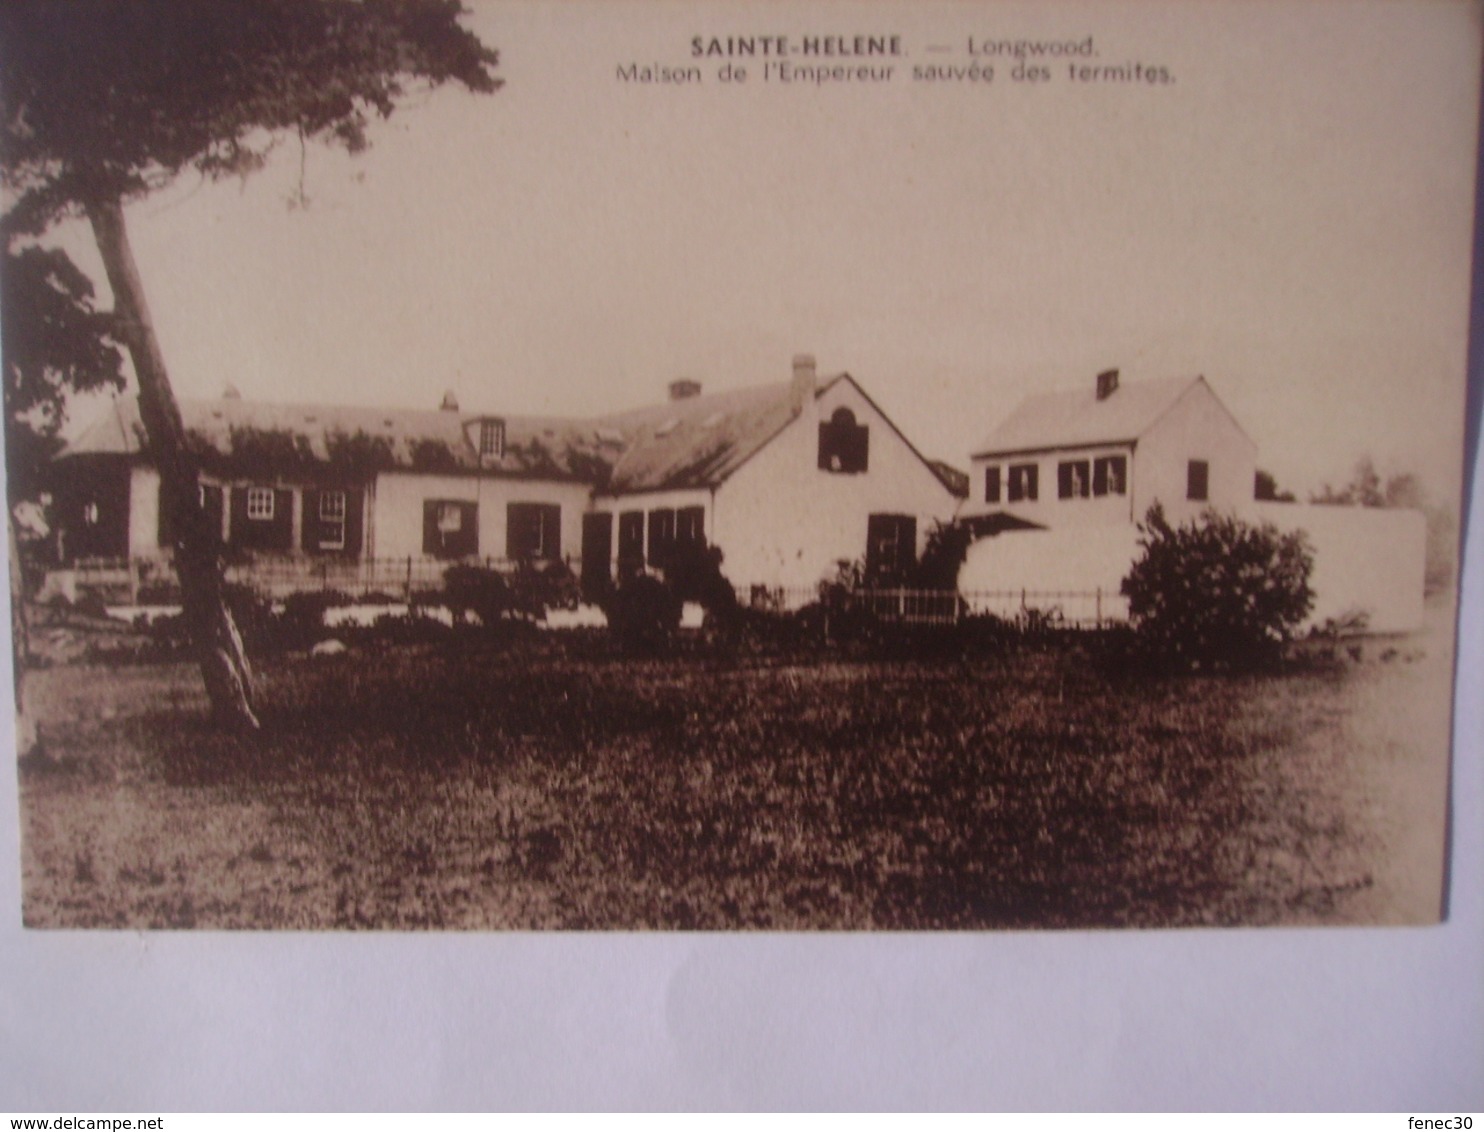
[818,407,869,473]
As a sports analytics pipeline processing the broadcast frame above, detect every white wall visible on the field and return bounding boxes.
[371,471,591,560]
[128,465,162,557]
[713,380,959,590]
[1250,502,1427,633]
[1135,383,1257,525]
[957,502,1428,634]
[958,525,1139,621]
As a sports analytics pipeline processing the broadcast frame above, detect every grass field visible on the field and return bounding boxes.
[16,611,1455,930]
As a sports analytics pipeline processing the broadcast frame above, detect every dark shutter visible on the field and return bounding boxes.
[507,502,535,558]
[581,512,613,596]
[647,508,676,563]
[851,425,869,473]
[202,486,224,549]
[1187,460,1209,501]
[271,489,293,550]
[1093,456,1125,497]
[302,488,321,551]
[617,510,645,576]
[985,466,1001,504]
[676,506,705,545]
[342,488,363,556]
[229,486,247,547]
[1058,462,1074,499]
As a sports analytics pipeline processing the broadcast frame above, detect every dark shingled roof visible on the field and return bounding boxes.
[60,395,627,482]
[62,375,967,497]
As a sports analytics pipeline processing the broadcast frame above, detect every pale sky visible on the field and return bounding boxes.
[43,0,1483,506]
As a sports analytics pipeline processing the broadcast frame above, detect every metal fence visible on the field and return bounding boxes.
[54,554,577,604]
[737,583,1128,629]
[50,556,1130,629]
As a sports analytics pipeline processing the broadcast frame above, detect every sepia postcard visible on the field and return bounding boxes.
[1,0,1479,934]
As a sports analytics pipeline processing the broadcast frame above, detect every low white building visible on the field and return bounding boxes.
[49,354,965,597]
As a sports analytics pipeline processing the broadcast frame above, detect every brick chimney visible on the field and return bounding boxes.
[791,353,817,412]
[1096,368,1120,400]
[440,389,460,412]
[668,379,702,401]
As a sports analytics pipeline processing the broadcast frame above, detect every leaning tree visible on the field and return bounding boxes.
[0,1,500,730]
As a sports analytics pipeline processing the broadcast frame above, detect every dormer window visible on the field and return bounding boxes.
[478,418,505,462]
[818,406,869,473]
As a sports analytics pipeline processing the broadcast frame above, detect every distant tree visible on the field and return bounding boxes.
[0,1,500,730]
[1311,456,1385,507]
[1311,456,1456,593]
[1254,468,1296,503]
[1121,504,1314,670]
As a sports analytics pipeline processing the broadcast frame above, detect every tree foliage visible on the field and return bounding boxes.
[1120,504,1314,670]
[1254,468,1296,503]
[0,0,500,234]
[1,245,124,503]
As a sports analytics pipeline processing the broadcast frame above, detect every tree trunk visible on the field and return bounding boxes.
[86,196,261,733]
[8,516,37,758]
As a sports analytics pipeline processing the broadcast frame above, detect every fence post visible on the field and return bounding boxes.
[128,557,140,605]
[1096,586,1102,630]
[405,556,413,603]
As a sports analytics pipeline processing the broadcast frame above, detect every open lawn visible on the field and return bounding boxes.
[16,613,1454,930]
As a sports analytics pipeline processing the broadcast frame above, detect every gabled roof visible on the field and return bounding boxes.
[974,375,1239,457]
[596,380,802,494]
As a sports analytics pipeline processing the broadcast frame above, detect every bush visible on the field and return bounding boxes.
[912,520,975,590]
[1120,504,1314,670]
[603,573,682,652]
[508,558,581,616]
[662,541,739,630]
[442,564,515,627]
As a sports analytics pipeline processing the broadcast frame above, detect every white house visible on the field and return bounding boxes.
[586,354,964,592]
[49,354,965,598]
[962,369,1257,531]
[958,369,1427,632]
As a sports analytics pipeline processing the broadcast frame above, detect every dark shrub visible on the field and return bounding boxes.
[912,520,975,590]
[604,573,682,652]
[270,590,349,651]
[508,558,580,617]
[1121,504,1314,671]
[443,564,514,627]
[663,541,739,632]
[135,579,181,605]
